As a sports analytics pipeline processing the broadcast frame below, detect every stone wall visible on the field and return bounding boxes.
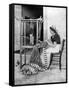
[14,5,22,50]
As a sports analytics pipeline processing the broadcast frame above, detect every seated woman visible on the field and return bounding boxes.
[44,26,61,67]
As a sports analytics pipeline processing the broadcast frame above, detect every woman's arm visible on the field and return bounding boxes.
[45,39,57,48]
[35,39,57,48]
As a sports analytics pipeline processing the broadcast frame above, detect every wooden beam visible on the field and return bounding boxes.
[36,21,38,43]
[15,16,44,22]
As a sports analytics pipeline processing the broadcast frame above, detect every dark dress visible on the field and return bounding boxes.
[51,33,61,44]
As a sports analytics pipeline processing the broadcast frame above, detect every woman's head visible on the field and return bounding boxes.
[50,26,57,35]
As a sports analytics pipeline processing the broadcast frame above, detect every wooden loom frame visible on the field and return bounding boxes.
[16,18,44,69]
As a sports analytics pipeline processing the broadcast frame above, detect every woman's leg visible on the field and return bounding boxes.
[46,45,60,67]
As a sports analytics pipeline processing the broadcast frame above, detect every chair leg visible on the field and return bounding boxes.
[48,53,53,69]
[59,54,62,70]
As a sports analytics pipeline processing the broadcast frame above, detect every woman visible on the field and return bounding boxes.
[44,26,61,67]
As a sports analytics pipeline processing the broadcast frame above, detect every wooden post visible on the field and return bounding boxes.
[24,22,26,65]
[20,21,22,69]
[36,21,38,43]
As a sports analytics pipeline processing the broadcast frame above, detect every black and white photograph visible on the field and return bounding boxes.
[9,4,67,86]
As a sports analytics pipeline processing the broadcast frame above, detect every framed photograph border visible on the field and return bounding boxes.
[9,3,68,86]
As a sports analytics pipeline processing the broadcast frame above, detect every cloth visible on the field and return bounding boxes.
[40,48,47,65]
[30,41,48,67]
[30,46,43,67]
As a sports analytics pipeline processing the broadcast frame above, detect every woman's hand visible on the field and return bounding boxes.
[36,43,41,48]
[52,42,57,47]
[49,41,57,48]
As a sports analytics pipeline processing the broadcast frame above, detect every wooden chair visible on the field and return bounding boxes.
[48,39,65,70]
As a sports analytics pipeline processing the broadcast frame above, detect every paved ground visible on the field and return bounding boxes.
[15,65,66,85]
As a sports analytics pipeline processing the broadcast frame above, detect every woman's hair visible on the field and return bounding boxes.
[50,26,58,34]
